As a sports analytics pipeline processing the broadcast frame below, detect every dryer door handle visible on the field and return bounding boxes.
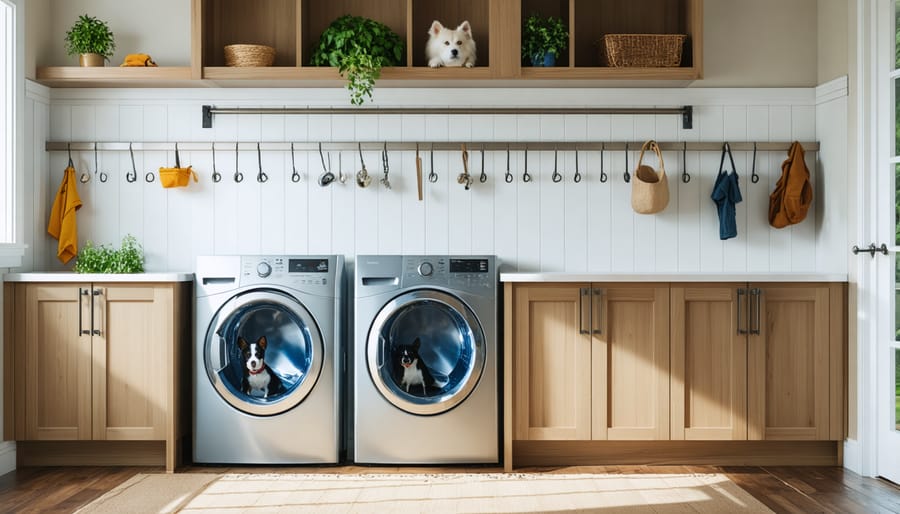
[210,331,229,372]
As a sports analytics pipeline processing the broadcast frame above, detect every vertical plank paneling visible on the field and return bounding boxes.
[815,97,849,274]
[401,115,426,255]
[653,114,679,273]
[586,115,612,272]
[424,114,449,255]
[723,106,749,273]
[697,106,724,272]
[306,114,332,254]
[791,105,817,272]
[212,114,239,255]
[93,105,120,249]
[330,117,357,259]
[768,106,793,272]
[259,115,287,255]
[235,116,263,254]
[22,98,36,271]
[563,115,587,272]
[118,106,145,253]
[448,115,473,255]
[677,111,701,273]
[141,105,169,270]
[377,115,404,254]
[516,115,541,271]
[539,116,565,272]
[746,105,771,272]
[283,115,310,254]
[471,115,496,256]
[492,117,518,270]
[70,106,97,259]
[633,115,657,272]
[609,116,634,272]
[164,106,194,271]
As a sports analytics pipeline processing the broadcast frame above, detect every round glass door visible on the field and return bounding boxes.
[367,289,486,416]
[204,289,324,416]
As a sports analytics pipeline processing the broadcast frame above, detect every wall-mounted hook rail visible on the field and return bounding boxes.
[46,141,820,153]
[201,105,695,130]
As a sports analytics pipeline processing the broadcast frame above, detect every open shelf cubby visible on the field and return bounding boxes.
[200,0,300,67]
[301,0,409,66]
[411,0,491,68]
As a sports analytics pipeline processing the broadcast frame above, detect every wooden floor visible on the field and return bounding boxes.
[0,465,898,513]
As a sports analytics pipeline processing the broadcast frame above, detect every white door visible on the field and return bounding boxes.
[877,0,900,484]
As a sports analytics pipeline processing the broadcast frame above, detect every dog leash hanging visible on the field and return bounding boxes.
[290,143,301,183]
[505,144,513,183]
[457,143,472,190]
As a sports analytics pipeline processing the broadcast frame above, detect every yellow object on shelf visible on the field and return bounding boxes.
[120,53,157,67]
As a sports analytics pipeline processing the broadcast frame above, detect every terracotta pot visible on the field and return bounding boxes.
[79,53,105,67]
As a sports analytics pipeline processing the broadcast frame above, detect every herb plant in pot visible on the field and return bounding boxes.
[522,14,568,67]
[65,14,116,67]
[310,15,405,106]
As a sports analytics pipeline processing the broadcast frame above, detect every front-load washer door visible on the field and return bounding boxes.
[205,288,324,417]
[367,289,486,416]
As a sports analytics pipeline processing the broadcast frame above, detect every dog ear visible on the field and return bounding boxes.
[256,336,267,350]
[413,337,421,350]
[458,21,472,37]
[429,20,444,36]
[237,337,248,350]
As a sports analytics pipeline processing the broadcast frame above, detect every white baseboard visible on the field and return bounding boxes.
[843,439,863,475]
[0,441,16,475]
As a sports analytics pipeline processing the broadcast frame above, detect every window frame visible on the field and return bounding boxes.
[0,0,25,268]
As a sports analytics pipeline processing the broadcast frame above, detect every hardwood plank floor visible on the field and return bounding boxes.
[0,465,897,513]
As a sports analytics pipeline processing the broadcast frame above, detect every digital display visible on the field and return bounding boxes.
[289,259,329,273]
[450,259,489,273]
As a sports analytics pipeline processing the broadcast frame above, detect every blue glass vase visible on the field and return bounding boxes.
[531,52,556,67]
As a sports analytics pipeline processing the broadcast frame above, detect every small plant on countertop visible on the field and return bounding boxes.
[74,234,144,273]
[309,14,405,105]
[64,14,116,60]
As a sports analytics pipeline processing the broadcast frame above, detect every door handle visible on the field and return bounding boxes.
[579,287,591,335]
[78,288,91,336]
[91,289,102,336]
[749,288,761,335]
[737,288,748,335]
[592,288,603,335]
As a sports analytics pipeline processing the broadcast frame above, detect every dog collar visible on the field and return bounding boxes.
[248,367,266,375]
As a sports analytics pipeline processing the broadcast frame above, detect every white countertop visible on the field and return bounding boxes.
[499,272,848,283]
[3,272,194,283]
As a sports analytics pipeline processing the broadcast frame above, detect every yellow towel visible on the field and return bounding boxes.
[120,53,157,67]
[47,165,82,264]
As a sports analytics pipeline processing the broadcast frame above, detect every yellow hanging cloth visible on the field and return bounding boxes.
[47,164,82,264]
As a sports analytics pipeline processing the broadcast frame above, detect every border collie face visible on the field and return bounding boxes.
[238,336,267,374]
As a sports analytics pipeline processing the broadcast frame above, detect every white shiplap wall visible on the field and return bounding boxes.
[22,85,846,275]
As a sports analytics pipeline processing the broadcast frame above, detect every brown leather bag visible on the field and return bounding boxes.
[768,141,812,228]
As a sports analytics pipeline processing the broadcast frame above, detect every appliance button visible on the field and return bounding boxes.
[257,262,272,278]
[418,261,434,277]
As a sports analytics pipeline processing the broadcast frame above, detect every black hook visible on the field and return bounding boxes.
[67,142,74,168]
[318,142,335,187]
[505,144,513,184]
[600,143,608,183]
[479,147,487,183]
[682,141,691,183]
[573,147,582,183]
[290,143,300,183]
[751,142,760,184]
[81,143,94,183]
[624,142,631,183]
[97,142,108,183]
[552,147,563,183]
[145,170,155,183]
[523,146,532,183]
[428,146,438,183]
[233,142,243,183]
[256,143,268,183]
[211,143,221,183]
[126,143,137,183]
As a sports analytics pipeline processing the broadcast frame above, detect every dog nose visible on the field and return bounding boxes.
[451,48,459,57]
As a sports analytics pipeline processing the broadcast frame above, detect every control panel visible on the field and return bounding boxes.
[240,256,332,289]
[401,256,495,291]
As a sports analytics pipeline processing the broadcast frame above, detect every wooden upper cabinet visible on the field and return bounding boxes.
[513,284,592,440]
[670,285,747,441]
[748,285,831,441]
[591,285,669,441]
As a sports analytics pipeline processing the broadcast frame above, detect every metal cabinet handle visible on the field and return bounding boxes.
[78,288,90,336]
[737,288,748,335]
[750,288,761,335]
[579,288,591,335]
[91,289,102,336]
[592,289,603,335]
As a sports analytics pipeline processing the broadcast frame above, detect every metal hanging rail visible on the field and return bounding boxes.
[45,141,819,153]
[201,105,695,129]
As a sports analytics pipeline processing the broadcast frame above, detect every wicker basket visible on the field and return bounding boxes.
[603,34,686,67]
[224,44,276,67]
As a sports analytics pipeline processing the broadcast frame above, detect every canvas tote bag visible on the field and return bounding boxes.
[631,140,669,214]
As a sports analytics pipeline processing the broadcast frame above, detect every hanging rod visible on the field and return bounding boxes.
[46,141,819,153]
[201,105,695,130]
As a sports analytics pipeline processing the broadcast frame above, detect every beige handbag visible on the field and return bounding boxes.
[631,140,669,214]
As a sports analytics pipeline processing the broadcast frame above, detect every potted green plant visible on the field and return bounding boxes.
[64,14,116,67]
[522,14,568,67]
[73,234,144,273]
[310,15,404,105]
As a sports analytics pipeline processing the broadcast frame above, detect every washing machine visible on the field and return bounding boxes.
[354,255,498,464]
[194,255,344,464]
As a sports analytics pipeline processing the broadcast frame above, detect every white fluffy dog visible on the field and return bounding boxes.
[426,20,476,68]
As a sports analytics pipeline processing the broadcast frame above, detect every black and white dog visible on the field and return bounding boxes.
[395,337,436,395]
[237,336,283,398]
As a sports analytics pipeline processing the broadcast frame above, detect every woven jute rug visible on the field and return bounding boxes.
[78,472,773,513]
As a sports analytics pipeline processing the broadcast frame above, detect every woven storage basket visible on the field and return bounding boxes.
[224,44,276,67]
[603,34,686,67]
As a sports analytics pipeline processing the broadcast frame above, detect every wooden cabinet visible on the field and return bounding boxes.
[4,281,189,471]
[37,0,701,86]
[670,283,844,442]
[512,283,669,442]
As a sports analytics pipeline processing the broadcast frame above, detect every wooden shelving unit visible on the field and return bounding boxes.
[35,0,702,88]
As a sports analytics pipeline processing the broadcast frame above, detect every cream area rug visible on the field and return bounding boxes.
[78,472,773,513]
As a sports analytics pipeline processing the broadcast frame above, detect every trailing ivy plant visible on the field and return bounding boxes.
[64,14,116,59]
[521,14,568,63]
[74,234,145,273]
[310,15,404,105]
